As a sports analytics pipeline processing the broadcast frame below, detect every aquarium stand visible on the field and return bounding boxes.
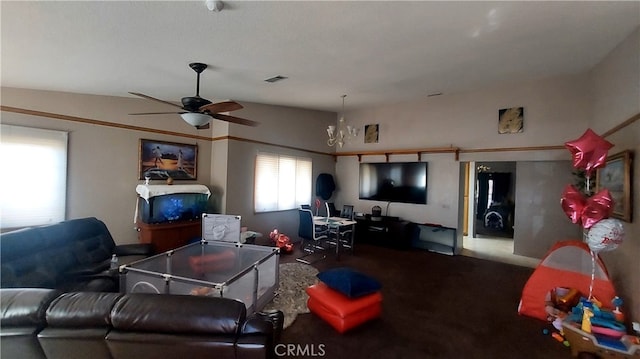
[137,220,202,253]
[135,184,211,253]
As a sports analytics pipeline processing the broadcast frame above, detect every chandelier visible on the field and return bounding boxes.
[327,95,358,147]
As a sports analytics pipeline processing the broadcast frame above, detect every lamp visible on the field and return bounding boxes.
[327,95,358,147]
[180,112,211,127]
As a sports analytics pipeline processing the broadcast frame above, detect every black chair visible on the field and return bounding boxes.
[296,209,329,264]
[300,204,311,210]
[326,202,340,217]
[340,205,354,220]
[327,205,356,257]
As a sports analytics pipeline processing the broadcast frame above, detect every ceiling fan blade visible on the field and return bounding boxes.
[129,111,186,115]
[195,123,211,130]
[211,113,259,127]
[129,92,183,109]
[199,101,244,114]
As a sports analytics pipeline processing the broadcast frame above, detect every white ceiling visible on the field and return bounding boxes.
[2,1,639,113]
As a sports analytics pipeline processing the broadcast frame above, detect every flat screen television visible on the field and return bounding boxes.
[359,162,428,204]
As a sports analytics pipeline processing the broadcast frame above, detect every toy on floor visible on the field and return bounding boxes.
[581,301,594,333]
[562,322,640,358]
[269,228,294,253]
[544,287,579,327]
[568,297,627,339]
[542,328,571,347]
[612,296,624,322]
[560,296,640,358]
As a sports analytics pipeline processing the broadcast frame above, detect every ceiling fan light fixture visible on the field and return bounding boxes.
[181,112,211,127]
[130,62,258,128]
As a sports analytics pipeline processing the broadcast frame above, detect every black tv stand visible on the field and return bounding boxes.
[354,215,412,249]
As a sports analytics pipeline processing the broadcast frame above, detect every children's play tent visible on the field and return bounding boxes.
[518,240,617,321]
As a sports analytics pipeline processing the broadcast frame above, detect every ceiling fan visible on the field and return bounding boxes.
[129,62,259,129]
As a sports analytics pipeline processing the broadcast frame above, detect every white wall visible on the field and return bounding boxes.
[229,102,336,154]
[333,73,591,228]
[590,27,640,133]
[0,87,336,244]
[226,140,336,238]
[587,26,640,325]
[513,161,582,258]
[339,73,591,153]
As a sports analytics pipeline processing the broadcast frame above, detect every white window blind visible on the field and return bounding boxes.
[0,125,68,229]
[254,152,311,213]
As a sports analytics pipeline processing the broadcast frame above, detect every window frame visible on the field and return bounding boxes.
[254,152,312,213]
[0,124,68,229]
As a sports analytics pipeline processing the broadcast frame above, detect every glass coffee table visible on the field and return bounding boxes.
[120,240,279,312]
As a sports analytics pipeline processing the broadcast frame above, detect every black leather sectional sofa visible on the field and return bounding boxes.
[1,217,153,292]
[0,288,283,359]
[0,217,285,358]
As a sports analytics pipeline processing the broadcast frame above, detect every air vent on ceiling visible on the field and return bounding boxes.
[427,92,443,97]
[264,75,288,83]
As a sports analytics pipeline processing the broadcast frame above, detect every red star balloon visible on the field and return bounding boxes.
[565,129,613,177]
[561,185,585,225]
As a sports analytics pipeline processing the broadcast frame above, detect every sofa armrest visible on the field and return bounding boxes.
[243,309,284,344]
[236,335,271,359]
[114,243,154,257]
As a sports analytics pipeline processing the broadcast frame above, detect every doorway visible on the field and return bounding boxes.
[460,160,576,268]
[461,161,531,266]
[474,162,516,239]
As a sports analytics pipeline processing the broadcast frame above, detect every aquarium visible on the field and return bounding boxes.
[136,184,211,224]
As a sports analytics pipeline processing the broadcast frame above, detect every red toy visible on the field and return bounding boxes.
[269,228,293,253]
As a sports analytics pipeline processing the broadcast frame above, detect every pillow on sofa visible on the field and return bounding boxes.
[316,267,381,298]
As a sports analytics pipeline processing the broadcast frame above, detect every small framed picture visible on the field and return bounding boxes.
[498,107,524,134]
[138,139,197,180]
[596,150,633,222]
[364,124,379,143]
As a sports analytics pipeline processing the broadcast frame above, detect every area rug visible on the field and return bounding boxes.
[263,262,319,328]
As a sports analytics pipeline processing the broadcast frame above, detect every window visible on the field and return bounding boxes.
[0,125,68,229]
[254,152,312,212]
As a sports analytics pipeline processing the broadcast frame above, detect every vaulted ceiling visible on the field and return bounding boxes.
[2,1,638,112]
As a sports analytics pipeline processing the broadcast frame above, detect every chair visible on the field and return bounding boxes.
[340,205,354,220]
[296,209,329,264]
[326,202,340,217]
[327,205,356,257]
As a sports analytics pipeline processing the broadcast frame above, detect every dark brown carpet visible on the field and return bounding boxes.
[274,242,571,359]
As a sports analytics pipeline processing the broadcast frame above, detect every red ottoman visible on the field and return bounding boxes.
[306,282,382,333]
